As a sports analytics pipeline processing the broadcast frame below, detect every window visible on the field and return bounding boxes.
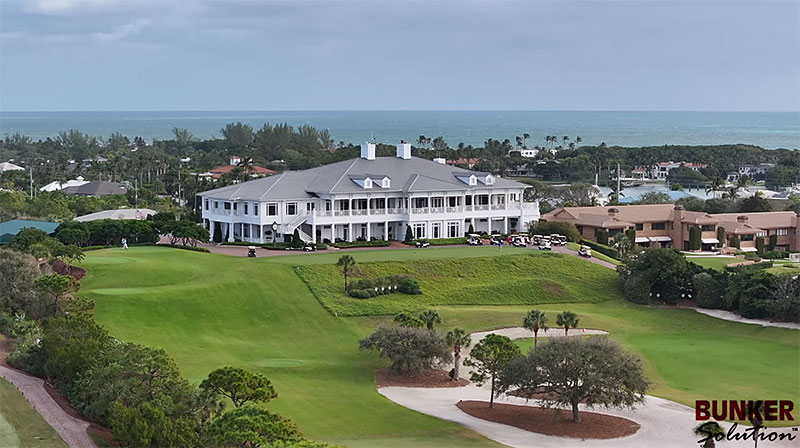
[777,228,789,236]
[448,197,458,207]
[431,197,444,208]
[306,202,315,213]
[267,203,278,216]
[701,225,715,232]
[204,200,209,210]
[286,202,297,215]
[741,234,754,241]
[756,231,767,237]
[609,229,622,237]
[244,203,249,214]
[431,222,441,239]
[233,203,237,211]
[363,178,372,189]
[447,221,460,238]
[214,201,219,209]
[413,223,426,239]
[635,223,643,231]
[224,202,231,210]
[253,203,258,215]
[651,222,666,230]
[382,178,390,188]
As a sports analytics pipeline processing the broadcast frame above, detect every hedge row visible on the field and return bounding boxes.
[222,241,328,250]
[725,260,773,272]
[579,239,620,260]
[158,244,210,253]
[332,240,392,249]
[405,237,468,246]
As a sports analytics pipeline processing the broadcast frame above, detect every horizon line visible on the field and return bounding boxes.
[2,109,799,114]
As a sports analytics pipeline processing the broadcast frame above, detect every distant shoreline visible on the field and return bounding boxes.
[1,110,798,149]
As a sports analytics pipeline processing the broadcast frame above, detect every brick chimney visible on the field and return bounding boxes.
[737,215,748,223]
[607,207,619,217]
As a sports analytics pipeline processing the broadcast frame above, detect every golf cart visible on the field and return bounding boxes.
[416,239,430,248]
[510,235,528,247]
[538,236,552,251]
[467,234,484,246]
[303,243,317,252]
[247,246,257,257]
[532,234,543,245]
[550,234,567,246]
[578,245,592,258]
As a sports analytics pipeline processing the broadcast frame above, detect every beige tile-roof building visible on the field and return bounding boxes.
[542,204,798,252]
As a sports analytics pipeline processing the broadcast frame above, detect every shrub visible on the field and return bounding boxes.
[159,244,210,253]
[768,234,778,251]
[717,226,726,246]
[729,235,740,249]
[529,221,581,242]
[689,226,701,251]
[359,326,451,374]
[398,278,422,295]
[333,240,391,249]
[580,239,619,260]
[693,272,725,309]
[623,274,651,304]
[595,229,609,246]
[404,226,414,243]
[346,275,415,298]
[408,237,467,246]
[348,289,373,299]
[756,236,765,256]
[764,250,788,259]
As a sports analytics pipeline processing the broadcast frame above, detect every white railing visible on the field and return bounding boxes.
[522,202,538,209]
[463,205,473,212]
[446,207,459,213]
[474,205,489,211]
[370,209,386,215]
[334,210,350,216]
[430,207,444,214]
[352,210,367,216]
[387,207,404,214]
[233,210,242,216]
[491,204,506,210]
[215,209,231,215]
[316,210,333,217]
[412,208,429,214]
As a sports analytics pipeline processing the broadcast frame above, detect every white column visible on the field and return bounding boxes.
[209,220,215,242]
[384,221,389,240]
[366,222,371,240]
[471,217,476,232]
[259,224,264,243]
[348,223,353,242]
[312,223,317,243]
[504,217,509,234]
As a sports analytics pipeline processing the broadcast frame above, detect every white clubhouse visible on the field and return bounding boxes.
[199,143,540,243]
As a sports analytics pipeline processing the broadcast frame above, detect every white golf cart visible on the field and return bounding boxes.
[578,245,592,258]
[467,234,484,246]
[538,236,552,251]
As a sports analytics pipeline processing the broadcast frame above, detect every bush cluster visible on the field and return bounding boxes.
[346,275,421,299]
[332,240,392,249]
[406,237,468,246]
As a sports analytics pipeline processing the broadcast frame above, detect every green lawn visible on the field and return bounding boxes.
[686,256,739,270]
[296,252,620,315]
[79,246,800,446]
[767,262,800,276]
[566,242,622,265]
[0,378,67,448]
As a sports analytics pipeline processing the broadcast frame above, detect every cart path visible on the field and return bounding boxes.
[0,364,96,448]
[551,245,617,269]
[380,327,800,448]
[690,308,800,330]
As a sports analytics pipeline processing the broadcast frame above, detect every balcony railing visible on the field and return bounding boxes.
[491,204,506,210]
[316,210,333,217]
[351,210,367,216]
[334,210,350,216]
[474,205,489,211]
[430,207,444,214]
[370,208,386,215]
[446,207,459,213]
[463,205,473,212]
[412,208,429,214]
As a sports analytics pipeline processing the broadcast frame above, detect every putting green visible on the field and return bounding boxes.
[79,246,800,445]
[0,378,66,448]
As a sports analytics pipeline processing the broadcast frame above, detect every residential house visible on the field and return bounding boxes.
[62,181,128,196]
[74,208,156,222]
[199,143,540,244]
[198,156,276,181]
[542,204,799,252]
[631,162,708,180]
[40,176,90,192]
[0,162,25,173]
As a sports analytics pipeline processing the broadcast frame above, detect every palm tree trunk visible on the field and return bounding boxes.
[453,352,460,381]
[564,326,568,336]
[534,330,538,347]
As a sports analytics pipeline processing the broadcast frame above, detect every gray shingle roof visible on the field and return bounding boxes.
[199,156,528,201]
[62,181,128,196]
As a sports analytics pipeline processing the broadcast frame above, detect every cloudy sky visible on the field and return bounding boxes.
[1,0,798,111]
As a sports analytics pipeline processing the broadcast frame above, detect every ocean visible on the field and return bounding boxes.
[0,111,798,149]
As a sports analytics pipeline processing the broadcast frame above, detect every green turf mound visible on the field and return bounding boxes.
[296,253,621,316]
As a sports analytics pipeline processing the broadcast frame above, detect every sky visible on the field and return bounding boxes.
[0,0,798,112]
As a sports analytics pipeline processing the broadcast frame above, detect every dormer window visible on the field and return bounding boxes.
[364,178,373,189]
[484,174,494,185]
[469,175,477,186]
[382,177,390,188]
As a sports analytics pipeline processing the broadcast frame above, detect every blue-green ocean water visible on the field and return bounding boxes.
[1,111,798,149]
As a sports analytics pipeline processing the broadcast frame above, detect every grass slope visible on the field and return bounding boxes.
[296,252,621,316]
[0,378,67,448]
[81,247,502,447]
[79,245,800,447]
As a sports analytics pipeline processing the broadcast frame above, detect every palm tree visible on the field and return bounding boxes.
[556,311,579,336]
[515,136,523,148]
[723,186,739,200]
[522,133,530,148]
[336,255,357,291]
[693,422,725,448]
[562,136,569,145]
[522,310,548,347]
[237,156,255,179]
[445,328,471,381]
[418,309,442,332]
[612,234,632,255]
[575,136,582,145]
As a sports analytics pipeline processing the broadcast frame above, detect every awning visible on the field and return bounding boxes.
[739,246,758,252]
[649,236,672,242]
[701,238,720,244]
[634,237,650,243]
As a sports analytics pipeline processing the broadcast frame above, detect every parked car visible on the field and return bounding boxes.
[416,239,430,248]
[538,240,552,251]
[303,243,317,252]
[578,245,592,258]
[247,246,257,257]
[467,234,484,246]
